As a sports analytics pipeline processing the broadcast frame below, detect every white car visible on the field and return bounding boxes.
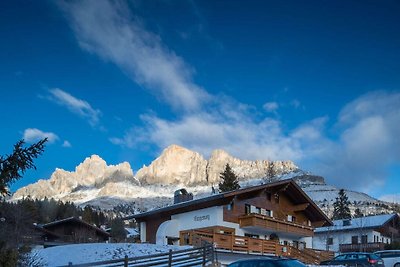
[375,250,400,267]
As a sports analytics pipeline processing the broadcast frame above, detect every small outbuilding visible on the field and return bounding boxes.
[35,217,110,247]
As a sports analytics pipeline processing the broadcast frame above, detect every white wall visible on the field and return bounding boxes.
[313,229,392,252]
[140,222,146,243]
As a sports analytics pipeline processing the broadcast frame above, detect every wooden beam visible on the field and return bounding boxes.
[283,203,310,212]
[312,221,327,227]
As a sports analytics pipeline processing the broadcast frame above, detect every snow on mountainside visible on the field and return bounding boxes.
[12,145,398,216]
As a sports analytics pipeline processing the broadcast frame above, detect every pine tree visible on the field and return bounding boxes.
[354,208,364,218]
[332,189,351,220]
[0,139,47,197]
[264,161,277,183]
[110,217,127,242]
[218,164,240,192]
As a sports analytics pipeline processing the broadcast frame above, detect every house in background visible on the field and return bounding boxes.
[313,213,400,253]
[35,217,110,247]
[127,179,333,264]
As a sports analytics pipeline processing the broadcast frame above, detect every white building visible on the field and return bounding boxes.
[313,213,400,253]
[127,179,334,264]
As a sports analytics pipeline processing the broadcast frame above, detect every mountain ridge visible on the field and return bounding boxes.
[12,145,398,216]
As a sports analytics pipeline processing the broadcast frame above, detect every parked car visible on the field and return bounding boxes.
[375,250,400,267]
[228,258,307,267]
[320,252,384,267]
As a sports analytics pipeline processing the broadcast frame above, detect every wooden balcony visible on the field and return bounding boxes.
[180,229,333,264]
[239,213,314,237]
[340,242,386,253]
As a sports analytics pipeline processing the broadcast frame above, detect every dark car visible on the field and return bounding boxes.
[320,252,385,267]
[227,258,307,267]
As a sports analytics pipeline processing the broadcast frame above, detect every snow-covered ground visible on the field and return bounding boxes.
[28,243,190,266]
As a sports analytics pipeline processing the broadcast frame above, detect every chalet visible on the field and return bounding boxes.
[35,217,110,246]
[313,213,400,253]
[127,179,333,264]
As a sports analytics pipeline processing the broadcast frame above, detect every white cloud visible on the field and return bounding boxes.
[263,102,279,112]
[111,91,400,193]
[23,128,59,144]
[62,140,72,148]
[59,0,400,195]
[311,91,400,191]
[47,88,101,127]
[60,0,209,111]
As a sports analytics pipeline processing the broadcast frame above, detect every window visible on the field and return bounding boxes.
[266,192,272,201]
[245,204,251,214]
[227,203,233,211]
[244,233,259,239]
[335,255,347,260]
[265,209,272,217]
[361,235,368,244]
[351,236,358,244]
[327,238,333,245]
[274,193,280,203]
[256,207,261,214]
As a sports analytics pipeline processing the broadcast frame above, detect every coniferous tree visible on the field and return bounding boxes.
[264,161,277,183]
[0,139,47,197]
[354,208,364,218]
[218,164,240,192]
[332,189,351,220]
[110,217,127,242]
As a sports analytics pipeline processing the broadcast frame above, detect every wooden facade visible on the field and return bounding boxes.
[128,179,333,263]
[36,217,110,246]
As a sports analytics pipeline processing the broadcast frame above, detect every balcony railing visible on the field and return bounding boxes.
[339,242,386,252]
[179,230,333,264]
[239,213,314,237]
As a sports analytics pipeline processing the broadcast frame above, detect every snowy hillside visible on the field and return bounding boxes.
[28,243,189,266]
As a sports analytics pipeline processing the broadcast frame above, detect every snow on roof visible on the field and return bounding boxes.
[125,227,139,237]
[315,213,397,233]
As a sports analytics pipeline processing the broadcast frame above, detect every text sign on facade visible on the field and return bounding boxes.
[194,215,210,222]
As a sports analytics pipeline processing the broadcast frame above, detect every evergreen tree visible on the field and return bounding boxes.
[264,161,277,183]
[0,139,47,197]
[332,189,351,220]
[110,217,127,242]
[353,208,364,218]
[218,164,240,192]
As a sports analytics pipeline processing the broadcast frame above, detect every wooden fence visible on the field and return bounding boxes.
[182,230,334,265]
[58,244,215,267]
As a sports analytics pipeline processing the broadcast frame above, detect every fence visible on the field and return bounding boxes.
[58,244,215,267]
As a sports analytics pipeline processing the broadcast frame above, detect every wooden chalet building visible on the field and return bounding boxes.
[313,213,400,253]
[35,217,110,246]
[128,179,334,264]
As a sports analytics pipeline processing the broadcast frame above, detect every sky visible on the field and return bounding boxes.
[1,0,399,201]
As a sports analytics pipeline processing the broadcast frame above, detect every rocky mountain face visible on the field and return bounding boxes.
[13,155,138,199]
[136,145,297,186]
[12,145,398,216]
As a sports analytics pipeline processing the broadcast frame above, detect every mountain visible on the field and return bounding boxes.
[12,145,398,216]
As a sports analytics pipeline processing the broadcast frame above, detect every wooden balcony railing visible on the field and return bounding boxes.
[239,213,314,237]
[180,230,333,264]
[339,242,386,252]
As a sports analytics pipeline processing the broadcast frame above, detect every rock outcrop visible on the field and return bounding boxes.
[14,155,137,199]
[135,145,298,186]
[136,145,208,185]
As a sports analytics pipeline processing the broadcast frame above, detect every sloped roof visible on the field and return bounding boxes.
[126,178,332,226]
[315,213,399,233]
[42,217,110,237]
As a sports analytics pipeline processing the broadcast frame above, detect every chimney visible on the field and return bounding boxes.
[174,188,193,204]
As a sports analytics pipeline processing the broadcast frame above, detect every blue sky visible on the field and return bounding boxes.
[1,0,400,200]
